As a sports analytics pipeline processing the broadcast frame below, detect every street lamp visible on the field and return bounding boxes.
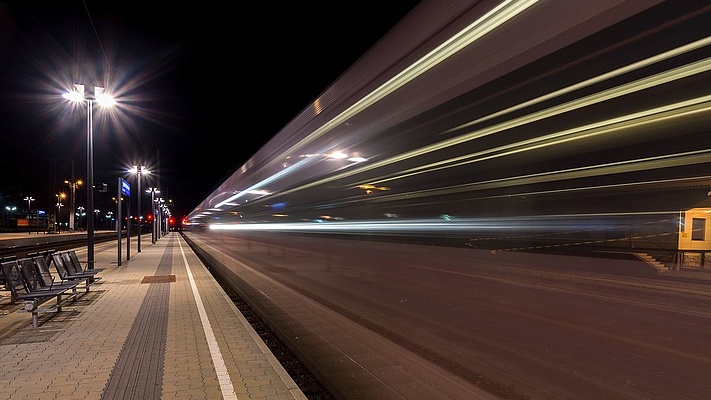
[158,198,166,237]
[165,199,174,232]
[64,179,82,231]
[24,196,34,234]
[55,193,66,232]
[55,201,64,232]
[106,211,114,230]
[94,209,100,231]
[5,206,16,230]
[77,206,86,230]
[147,187,160,244]
[63,84,116,270]
[129,165,149,252]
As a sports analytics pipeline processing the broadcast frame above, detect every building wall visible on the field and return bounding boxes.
[678,208,711,251]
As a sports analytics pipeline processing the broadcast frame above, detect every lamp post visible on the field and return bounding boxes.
[55,193,66,232]
[24,196,34,234]
[130,165,149,252]
[64,179,82,231]
[147,187,160,244]
[158,198,166,238]
[94,209,100,231]
[5,206,16,230]
[63,84,116,270]
[55,202,64,232]
[165,199,174,232]
[77,206,85,230]
[106,211,114,230]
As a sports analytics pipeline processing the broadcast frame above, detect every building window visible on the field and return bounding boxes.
[692,218,705,241]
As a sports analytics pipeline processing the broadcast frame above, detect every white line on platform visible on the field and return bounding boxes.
[178,238,238,400]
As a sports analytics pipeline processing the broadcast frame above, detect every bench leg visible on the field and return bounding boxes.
[24,301,39,331]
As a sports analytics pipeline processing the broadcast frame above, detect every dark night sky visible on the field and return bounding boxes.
[0,1,421,219]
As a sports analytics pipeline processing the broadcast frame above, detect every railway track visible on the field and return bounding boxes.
[0,235,117,260]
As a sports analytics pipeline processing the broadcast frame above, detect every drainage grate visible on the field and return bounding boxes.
[141,275,176,284]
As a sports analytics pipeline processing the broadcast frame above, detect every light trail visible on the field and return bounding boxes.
[441,36,711,134]
[227,94,711,209]
[186,1,711,232]
[208,210,677,233]
[363,150,711,203]
[369,96,711,185]
[256,56,711,201]
[235,0,540,187]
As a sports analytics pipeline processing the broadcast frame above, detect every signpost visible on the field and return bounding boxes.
[117,178,130,266]
[124,179,131,261]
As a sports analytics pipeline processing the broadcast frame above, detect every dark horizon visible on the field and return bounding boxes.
[0,2,421,224]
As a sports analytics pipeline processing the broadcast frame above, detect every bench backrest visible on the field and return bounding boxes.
[67,251,85,273]
[31,255,56,288]
[42,250,55,266]
[61,252,81,274]
[1,260,29,302]
[17,258,45,291]
[51,253,71,280]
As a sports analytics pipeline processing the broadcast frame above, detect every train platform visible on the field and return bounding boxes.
[0,231,306,400]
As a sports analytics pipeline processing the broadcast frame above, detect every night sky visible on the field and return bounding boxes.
[0,1,421,220]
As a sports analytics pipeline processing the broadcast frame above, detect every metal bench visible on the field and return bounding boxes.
[1,259,78,330]
[62,250,106,274]
[18,258,80,294]
[50,252,101,292]
[30,253,64,289]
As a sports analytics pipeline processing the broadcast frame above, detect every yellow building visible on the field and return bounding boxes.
[678,197,711,268]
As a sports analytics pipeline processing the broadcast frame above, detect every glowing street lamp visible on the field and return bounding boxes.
[77,206,86,230]
[55,193,66,232]
[129,165,149,252]
[146,187,160,244]
[24,196,34,234]
[5,206,16,229]
[63,84,116,270]
[158,198,167,237]
[64,179,82,231]
[55,202,64,232]
[106,211,114,230]
[94,209,100,231]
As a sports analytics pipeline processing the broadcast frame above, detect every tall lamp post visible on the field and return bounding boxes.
[130,165,149,252]
[147,187,160,244]
[24,196,34,234]
[63,84,116,270]
[55,201,64,232]
[55,193,66,232]
[158,198,166,238]
[5,206,16,230]
[64,179,82,231]
[106,211,114,230]
[77,206,86,230]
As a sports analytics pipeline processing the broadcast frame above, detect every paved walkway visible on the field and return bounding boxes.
[0,232,306,400]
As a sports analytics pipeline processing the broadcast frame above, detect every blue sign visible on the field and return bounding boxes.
[121,178,131,196]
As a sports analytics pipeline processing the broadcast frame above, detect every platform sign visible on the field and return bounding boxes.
[118,177,133,266]
[121,178,131,197]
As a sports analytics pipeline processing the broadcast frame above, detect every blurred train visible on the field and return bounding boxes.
[182,1,711,399]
